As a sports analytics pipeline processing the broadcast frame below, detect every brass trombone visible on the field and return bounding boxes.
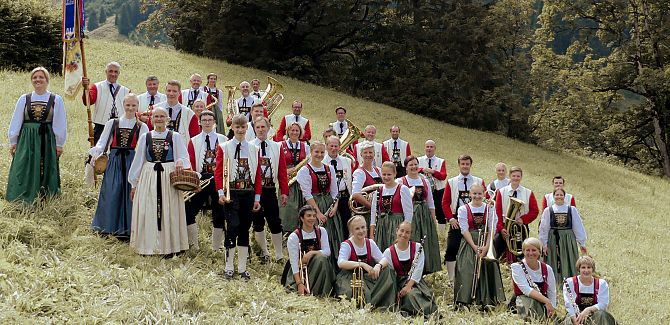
[351,264,365,308]
[183,177,213,201]
[471,191,498,300]
[504,196,527,256]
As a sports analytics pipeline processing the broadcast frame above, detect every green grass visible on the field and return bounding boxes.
[1,38,669,323]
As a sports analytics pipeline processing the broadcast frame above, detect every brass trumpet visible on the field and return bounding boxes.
[351,264,365,308]
[183,176,213,201]
[299,249,310,294]
[504,196,527,256]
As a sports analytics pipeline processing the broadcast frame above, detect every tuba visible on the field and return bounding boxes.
[504,196,527,256]
[261,76,285,119]
[351,264,365,308]
[349,184,384,215]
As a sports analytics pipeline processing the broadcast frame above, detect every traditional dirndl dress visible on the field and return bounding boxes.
[373,184,405,252]
[92,119,143,236]
[281,227,335,297]
[130,131,189,255]
[546,207,580,283]
[6,93,61,203]
[304,164,343,268]
[399,176,441,274]
[386,243,438,316]
[561,276,616,325]
[279,140,308,232]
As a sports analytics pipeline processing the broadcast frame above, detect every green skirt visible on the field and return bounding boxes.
[561,310,617,325]
[454,230,505,306]
[282,254,335,297]
[213,103,226,135]
[546,228,580,283]
[6,123,60,203]
[394,277,438,316]
[411,201,441,274]
[516,295,551,322]
[375,212,404,252]
[280,183,304,232]
[335,267,397,310]
[314,193,344,268]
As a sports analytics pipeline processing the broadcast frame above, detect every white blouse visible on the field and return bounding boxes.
[88,116,149,157]
[457,202,498,234]
[287,227,331,274]
[383,243,424,283]
[562,276,610,315]
[128,130,190,188]
[9,91,67,147]
[370,184,413,226]
[511,259,557,308]
[296,163,338,201]
[352,167,380,193]
[538,204,587,248]
[396,175,435,209]
[337,239,385,266]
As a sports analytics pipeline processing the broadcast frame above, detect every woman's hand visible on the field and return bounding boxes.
[545,301,555,318]
[398,284,412,299]
[297,282,309,295]
[56,147,63,158]
[175,160,184,172]
[10,144,16,157]
[130,188,136,200]
[317,212,327,225]
[367,263,381,280]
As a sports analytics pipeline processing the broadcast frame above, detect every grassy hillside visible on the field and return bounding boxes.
[0,39,669,323]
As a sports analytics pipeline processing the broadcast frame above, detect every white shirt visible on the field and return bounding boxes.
[352,167,381,194]
[138,91,167,113]
[324,154,352,193]
[383,243,424,283]
[287,227,331,274]
[457,202,498,234]
[296,163,338,201]
[330,119,348,136]
[511,259,557,308]
[337,239,385,266]
[89,116,149,157]
[9,91,67,147]
[538,204,587,248]
[245,121,276,142]
[397,175,435,209]
[128,130,190,188]
[370,184,414,226]
[562,276,610,315]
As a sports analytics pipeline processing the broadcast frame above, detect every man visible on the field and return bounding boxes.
[487,162,510,194]
[541,176,576,211]
[274,100,312,142]
[251,79,264,99]
[441,154,486,283]
[352,125,389,168]
[329,106,349,138]
[215,114,262,281]
[382,125,411,177]
[180,73,207,108]
[186,110,228,250]
[323,135,354,237]
[418,140,447,231]
[234,81,256,121]
[203,73,226,134]
[245,103,276,141]
[81,61,130,143]
[159,80,200,144]
[251,116,289,263]
[138,76,167,121]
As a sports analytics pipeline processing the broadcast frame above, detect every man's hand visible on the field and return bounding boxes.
[449,218,460,229]
[252,201,261,212]
[82,77,90,87]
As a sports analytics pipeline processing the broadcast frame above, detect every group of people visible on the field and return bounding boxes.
[5,63,616,323]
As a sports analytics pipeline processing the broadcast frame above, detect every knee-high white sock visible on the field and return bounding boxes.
[238,246,249,273]
[212,228,224,251]
[225,246,236,272]
[271,233,284,259]
[187,224,199,250]
[254,231,270,256]
[446,261,456,282]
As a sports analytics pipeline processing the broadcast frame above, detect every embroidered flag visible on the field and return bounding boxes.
[62,0,86,99]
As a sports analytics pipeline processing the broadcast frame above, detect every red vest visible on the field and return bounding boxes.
[346,239,373,266]
[360,166,382,186]
[513,261,549,297]
[281,140,308,167]
[377,184,404,214]
[306,164,332,194]
[465,204,488,230]
[400,176,428,201]
[390,242,416,278]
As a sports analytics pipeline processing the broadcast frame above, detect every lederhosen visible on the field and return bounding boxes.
[185,136,223,227]
[572,276,600,311]
[549,207,572,274]
[224,144,255,249]
[252,143,282,234]
[346,239,374,266]
[390,242,417,279]
[145,131,174,231]
[24,93,56,181]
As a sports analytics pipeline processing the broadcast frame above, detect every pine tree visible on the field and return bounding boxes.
[87,10,99,31]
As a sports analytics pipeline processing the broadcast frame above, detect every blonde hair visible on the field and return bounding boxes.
[495,162,507,170]
[509,166,523,176]
[122,93,139,105]
[522,237,542,252]
[310,140,326,152]
[192,98,206,108]
[381,161,397,175]
[30,67,50,83]
[347,215,367,232]
[575,255,596,272]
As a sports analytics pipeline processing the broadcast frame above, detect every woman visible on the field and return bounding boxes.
[453,184,505,307]
[296,141,343,267]
[279,123,310,232]
[336,216,396,309]
[562,256,616,325]
[397,156,440,274]
[7,67,67,203]
[351,141,383,227]
[282,205,334,297]
[511,237,557,322]
[128,107,190,255]
[383,221,437,316]
[370,161,413,251]
[90,93,148,237]
[191,98,206,119]
[540,188,588,283]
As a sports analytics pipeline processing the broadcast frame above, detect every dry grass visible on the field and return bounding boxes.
[0,39,668,323]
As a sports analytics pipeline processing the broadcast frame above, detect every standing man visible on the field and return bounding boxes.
[541,176,576,211]
[323,135,354,237]
[81,61,130,144]
[160,80,200,144]
[440,154,486,283]
[138,75,166,121]
[203,73,226,134]
[329,106,349,138]
[180,73,207,108]
[274,100,312,142]
[234,81,256,121]
[418,140,447,232]
[383,125,411,177]
[251,79,264,99]
[352,125,390,168]
[251,116,289,263]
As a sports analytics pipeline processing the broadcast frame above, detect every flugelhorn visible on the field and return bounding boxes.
[504,196,527,256]
[351,263,365,308]
[349,184,384,215]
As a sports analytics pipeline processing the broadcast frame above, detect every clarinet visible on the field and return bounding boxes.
[401,235,427,287]
[563,278,581,317]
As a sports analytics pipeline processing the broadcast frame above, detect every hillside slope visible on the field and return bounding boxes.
[0,39,668,323]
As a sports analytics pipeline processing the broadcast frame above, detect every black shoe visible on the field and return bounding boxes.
[240,271,251,281]
[224,270,234,280]
[260,255,270,265]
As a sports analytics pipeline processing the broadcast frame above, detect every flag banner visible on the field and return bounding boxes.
[62,0,86,99]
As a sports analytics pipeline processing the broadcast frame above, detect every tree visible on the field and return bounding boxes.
[87,9,99,31]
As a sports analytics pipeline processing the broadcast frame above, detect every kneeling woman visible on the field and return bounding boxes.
[511,237,557,322]
[454,184,505,307]
[562,256,616,325]
[383,221,437,316]
[282,205,335,296]
[336,216,396,309]
[128,106,190,255]
[370,161,413,251]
